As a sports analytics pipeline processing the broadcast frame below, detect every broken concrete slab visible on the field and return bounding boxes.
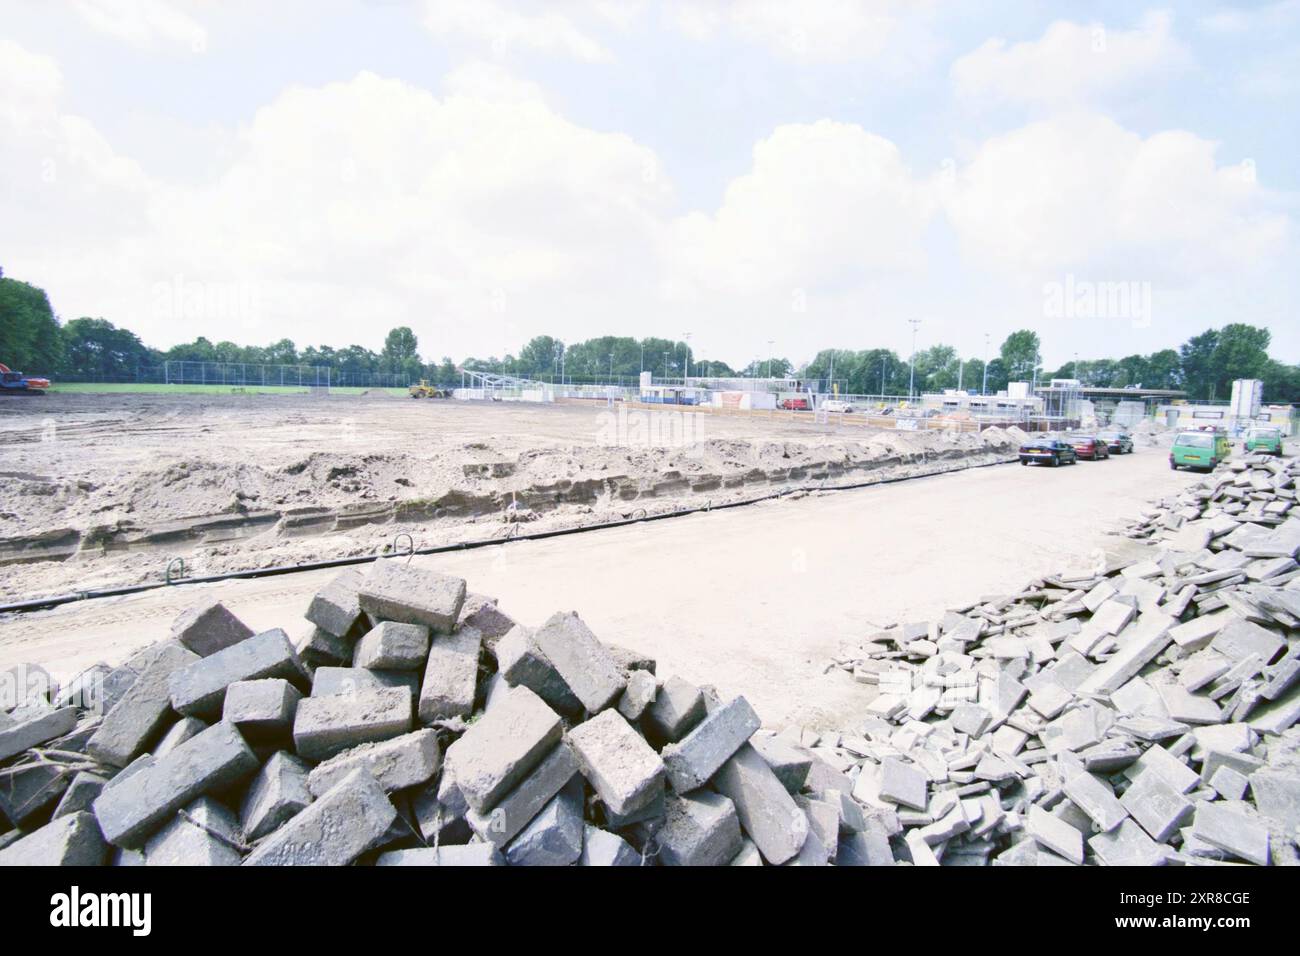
[93,720,259,848]
[244,767,396,866]
[307,727,440,797]
[712,743,808,865]
[530,612,625,714]
[305,567,366,639]
[0,811,108,866]
[144,796,242,866]
[616,669,658,722]
[465,740,578,846]
[171,598,255,657]
[445,685,562,814]
[661,696,760,793]
[568,708,664,817]
[579,824,640,866]
[86,642,199,767]
[292,686,412,762]
[357,560,466,633]
[644,675,706,745]
[1120,771,1194,844]
[0,705,79,763]
[657,790,743,866]
[1190,801,1270,866]
[504,778,585,866]
[376,844,503,866]
[240,750,313,841]
[169,628,306,718]
[495,625,583,718]
[224,678,301,741]
[417,626,482,723]
[352,621,430,671]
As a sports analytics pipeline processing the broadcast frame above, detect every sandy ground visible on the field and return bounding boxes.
[0,392,1016,599]
[0,441,1197,730]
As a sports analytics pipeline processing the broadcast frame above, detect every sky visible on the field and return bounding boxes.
[1,0,1297,370]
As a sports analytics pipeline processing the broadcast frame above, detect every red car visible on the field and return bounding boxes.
[779,397,810,410]
[1070,435,1111,460]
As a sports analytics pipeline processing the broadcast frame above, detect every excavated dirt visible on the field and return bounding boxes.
[0,393,1021,601]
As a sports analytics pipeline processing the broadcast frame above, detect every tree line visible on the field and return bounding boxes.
[1,268,1296,401]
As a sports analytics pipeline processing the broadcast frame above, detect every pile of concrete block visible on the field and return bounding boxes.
[828,452,1300,865]
[0,560,814,865]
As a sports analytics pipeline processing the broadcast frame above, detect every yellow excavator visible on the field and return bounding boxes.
[408,379,449,399]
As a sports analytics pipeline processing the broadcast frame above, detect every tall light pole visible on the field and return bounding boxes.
[907,319,921,400]
[609,352,615,384]
[981,333,990,396]
[881,355,887,398]
[682,332,692,383]
[766,339,775,380]
[828,350,835,396]
[663,351,669,381]
[639,342,644,374]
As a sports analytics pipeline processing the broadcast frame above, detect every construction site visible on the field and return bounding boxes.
[0,379,1296,873]
[2,5,1299,903]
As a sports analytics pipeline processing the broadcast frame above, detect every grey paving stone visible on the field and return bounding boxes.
[243,767,396,866]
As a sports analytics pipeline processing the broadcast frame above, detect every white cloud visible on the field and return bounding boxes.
[0,41,668,352]
[951,11,1190,106]
[72,0,208,53]
[0,35,1293,364]
[423,0,613,62]
[944,112,1288,285]
[669,120,934,298]
[665,0,925,63]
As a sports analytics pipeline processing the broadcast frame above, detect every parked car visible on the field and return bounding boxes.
[1242,426,1284,456]
[1019,439,1078,467]
[822,399,855,413]
[779,397,810,410]
[1170,430,1231,471]
[1070,435,1111,460]
[1098,429,1134,454]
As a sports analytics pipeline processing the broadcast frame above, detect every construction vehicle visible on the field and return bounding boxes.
[0,362,50,394]
[408,379,449,399]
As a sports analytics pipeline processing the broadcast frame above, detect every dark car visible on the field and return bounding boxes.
[1071,435,1111,460]
[1019,439,1078,467]
[1098,429,1134,454]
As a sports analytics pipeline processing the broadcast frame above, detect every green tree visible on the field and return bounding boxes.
[0,274,64,374]
[60,318,151,380]
[1211,324,1271,397]
[1179,329,1220,400]
[999,330,1041,383]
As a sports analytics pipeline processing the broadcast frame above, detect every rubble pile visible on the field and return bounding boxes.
[832,453,1300,865]
[2,560,828,866]
[1,454,1296,866]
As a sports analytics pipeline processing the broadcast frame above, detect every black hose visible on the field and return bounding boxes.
[0,455,1016,615]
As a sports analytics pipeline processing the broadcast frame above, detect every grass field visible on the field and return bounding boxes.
[50,382,410,397]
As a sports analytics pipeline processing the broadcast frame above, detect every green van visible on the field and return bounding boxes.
[1170,430,1231,471]
[1242,426,1284,455]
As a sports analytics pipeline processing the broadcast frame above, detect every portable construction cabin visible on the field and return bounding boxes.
[638,384,704,406]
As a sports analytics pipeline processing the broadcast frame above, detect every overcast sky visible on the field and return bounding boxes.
[2,1,1297,368]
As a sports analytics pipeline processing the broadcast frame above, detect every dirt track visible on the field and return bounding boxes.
[0,438,1196,730]
[0,392,1017,600]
